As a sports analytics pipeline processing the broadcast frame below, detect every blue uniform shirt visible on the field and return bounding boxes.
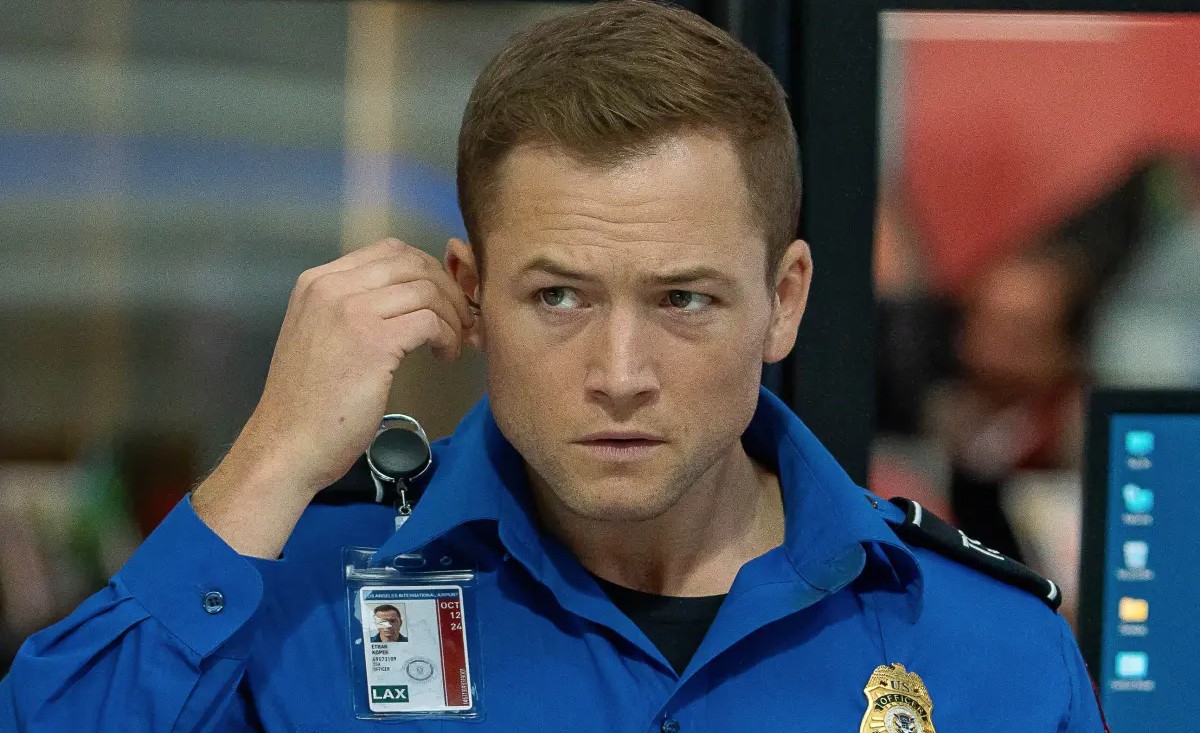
[1,386,1105,731]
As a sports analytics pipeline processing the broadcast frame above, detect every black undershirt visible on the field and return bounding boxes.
[590,574,726,675]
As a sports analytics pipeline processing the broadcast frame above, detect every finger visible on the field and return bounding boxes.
[343,254,475,329]
[303,238,407,284]
[383,308,461,361]
[352,281,464,345]
[390,250,476,329]
[429,317,462,362]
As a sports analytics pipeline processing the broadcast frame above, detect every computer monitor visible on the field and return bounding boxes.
[1079,388,1200,730]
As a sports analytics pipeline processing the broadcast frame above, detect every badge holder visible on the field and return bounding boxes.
[344,415,484,721]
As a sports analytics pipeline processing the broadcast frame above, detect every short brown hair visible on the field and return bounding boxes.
[457,0,800,285]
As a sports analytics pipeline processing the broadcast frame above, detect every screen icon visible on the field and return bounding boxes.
[1122,483,1154,514]
[1122,541,1149,571]
[1125,430,1155,457]
[1115,651,1149,680]
[1118,597,1149,623]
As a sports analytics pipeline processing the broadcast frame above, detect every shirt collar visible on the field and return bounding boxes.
[370,385,924,618]
[742,387,924,620]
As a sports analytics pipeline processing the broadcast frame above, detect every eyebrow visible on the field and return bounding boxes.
[518,256,738,288]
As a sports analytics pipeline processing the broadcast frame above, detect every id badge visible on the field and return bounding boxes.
[345,548,483,721]
[358,586,473,712]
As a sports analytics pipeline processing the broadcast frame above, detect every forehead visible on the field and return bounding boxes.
[485,133,762,276]
[375,609,399,616]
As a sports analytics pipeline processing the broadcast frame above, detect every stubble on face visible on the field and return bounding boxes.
[476,133,775,527]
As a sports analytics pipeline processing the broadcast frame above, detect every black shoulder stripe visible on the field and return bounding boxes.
[888,497,1062,611]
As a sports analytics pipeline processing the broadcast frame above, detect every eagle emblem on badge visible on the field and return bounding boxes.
[859,663,936,733]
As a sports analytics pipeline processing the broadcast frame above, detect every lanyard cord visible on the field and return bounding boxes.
[858,582,895,665]
[855,553,920,666]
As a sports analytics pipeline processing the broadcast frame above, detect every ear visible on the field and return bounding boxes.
[445,237,486,351]
[763,239,813,364]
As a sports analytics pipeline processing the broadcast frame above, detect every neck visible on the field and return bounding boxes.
[531,444,785,597]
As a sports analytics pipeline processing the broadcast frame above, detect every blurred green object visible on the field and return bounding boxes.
[66,444,139,586]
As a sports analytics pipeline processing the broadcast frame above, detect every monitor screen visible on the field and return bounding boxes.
[1085,398,1200,730]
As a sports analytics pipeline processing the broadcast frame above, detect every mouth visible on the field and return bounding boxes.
[575,437,665,461]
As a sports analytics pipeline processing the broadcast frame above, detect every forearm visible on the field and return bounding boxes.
[191,435,315,560]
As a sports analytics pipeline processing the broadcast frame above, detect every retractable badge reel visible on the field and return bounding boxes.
[346,414,484,721]
[366,414,432,530]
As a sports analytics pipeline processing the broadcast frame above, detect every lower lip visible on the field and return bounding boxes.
[577,439,664,461]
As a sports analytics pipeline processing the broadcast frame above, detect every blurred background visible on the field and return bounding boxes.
[0,0,574,672]
[870,11,1200,627]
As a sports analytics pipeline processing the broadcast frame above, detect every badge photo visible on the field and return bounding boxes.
[368,603,409,644]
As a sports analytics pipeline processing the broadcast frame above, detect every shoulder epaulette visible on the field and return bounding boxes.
[887,497,1062,611]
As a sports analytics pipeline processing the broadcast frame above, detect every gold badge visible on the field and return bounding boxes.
[859,663,936,733]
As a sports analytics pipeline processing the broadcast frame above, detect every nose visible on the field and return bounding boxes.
[583,306,659,410]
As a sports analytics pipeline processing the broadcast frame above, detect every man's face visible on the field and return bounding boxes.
[467,133,806,523]
[374,609,403,641]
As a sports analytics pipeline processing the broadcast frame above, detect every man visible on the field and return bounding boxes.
[369,605,407,643]
[1,2,1104,731]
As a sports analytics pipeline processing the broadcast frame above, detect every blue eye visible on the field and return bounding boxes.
[666,290,713,312]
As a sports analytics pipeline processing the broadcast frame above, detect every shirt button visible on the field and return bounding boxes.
[203,590,225,615]
[661,718,681,733]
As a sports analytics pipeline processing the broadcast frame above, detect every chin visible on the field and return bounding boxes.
[553,481,682,523]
